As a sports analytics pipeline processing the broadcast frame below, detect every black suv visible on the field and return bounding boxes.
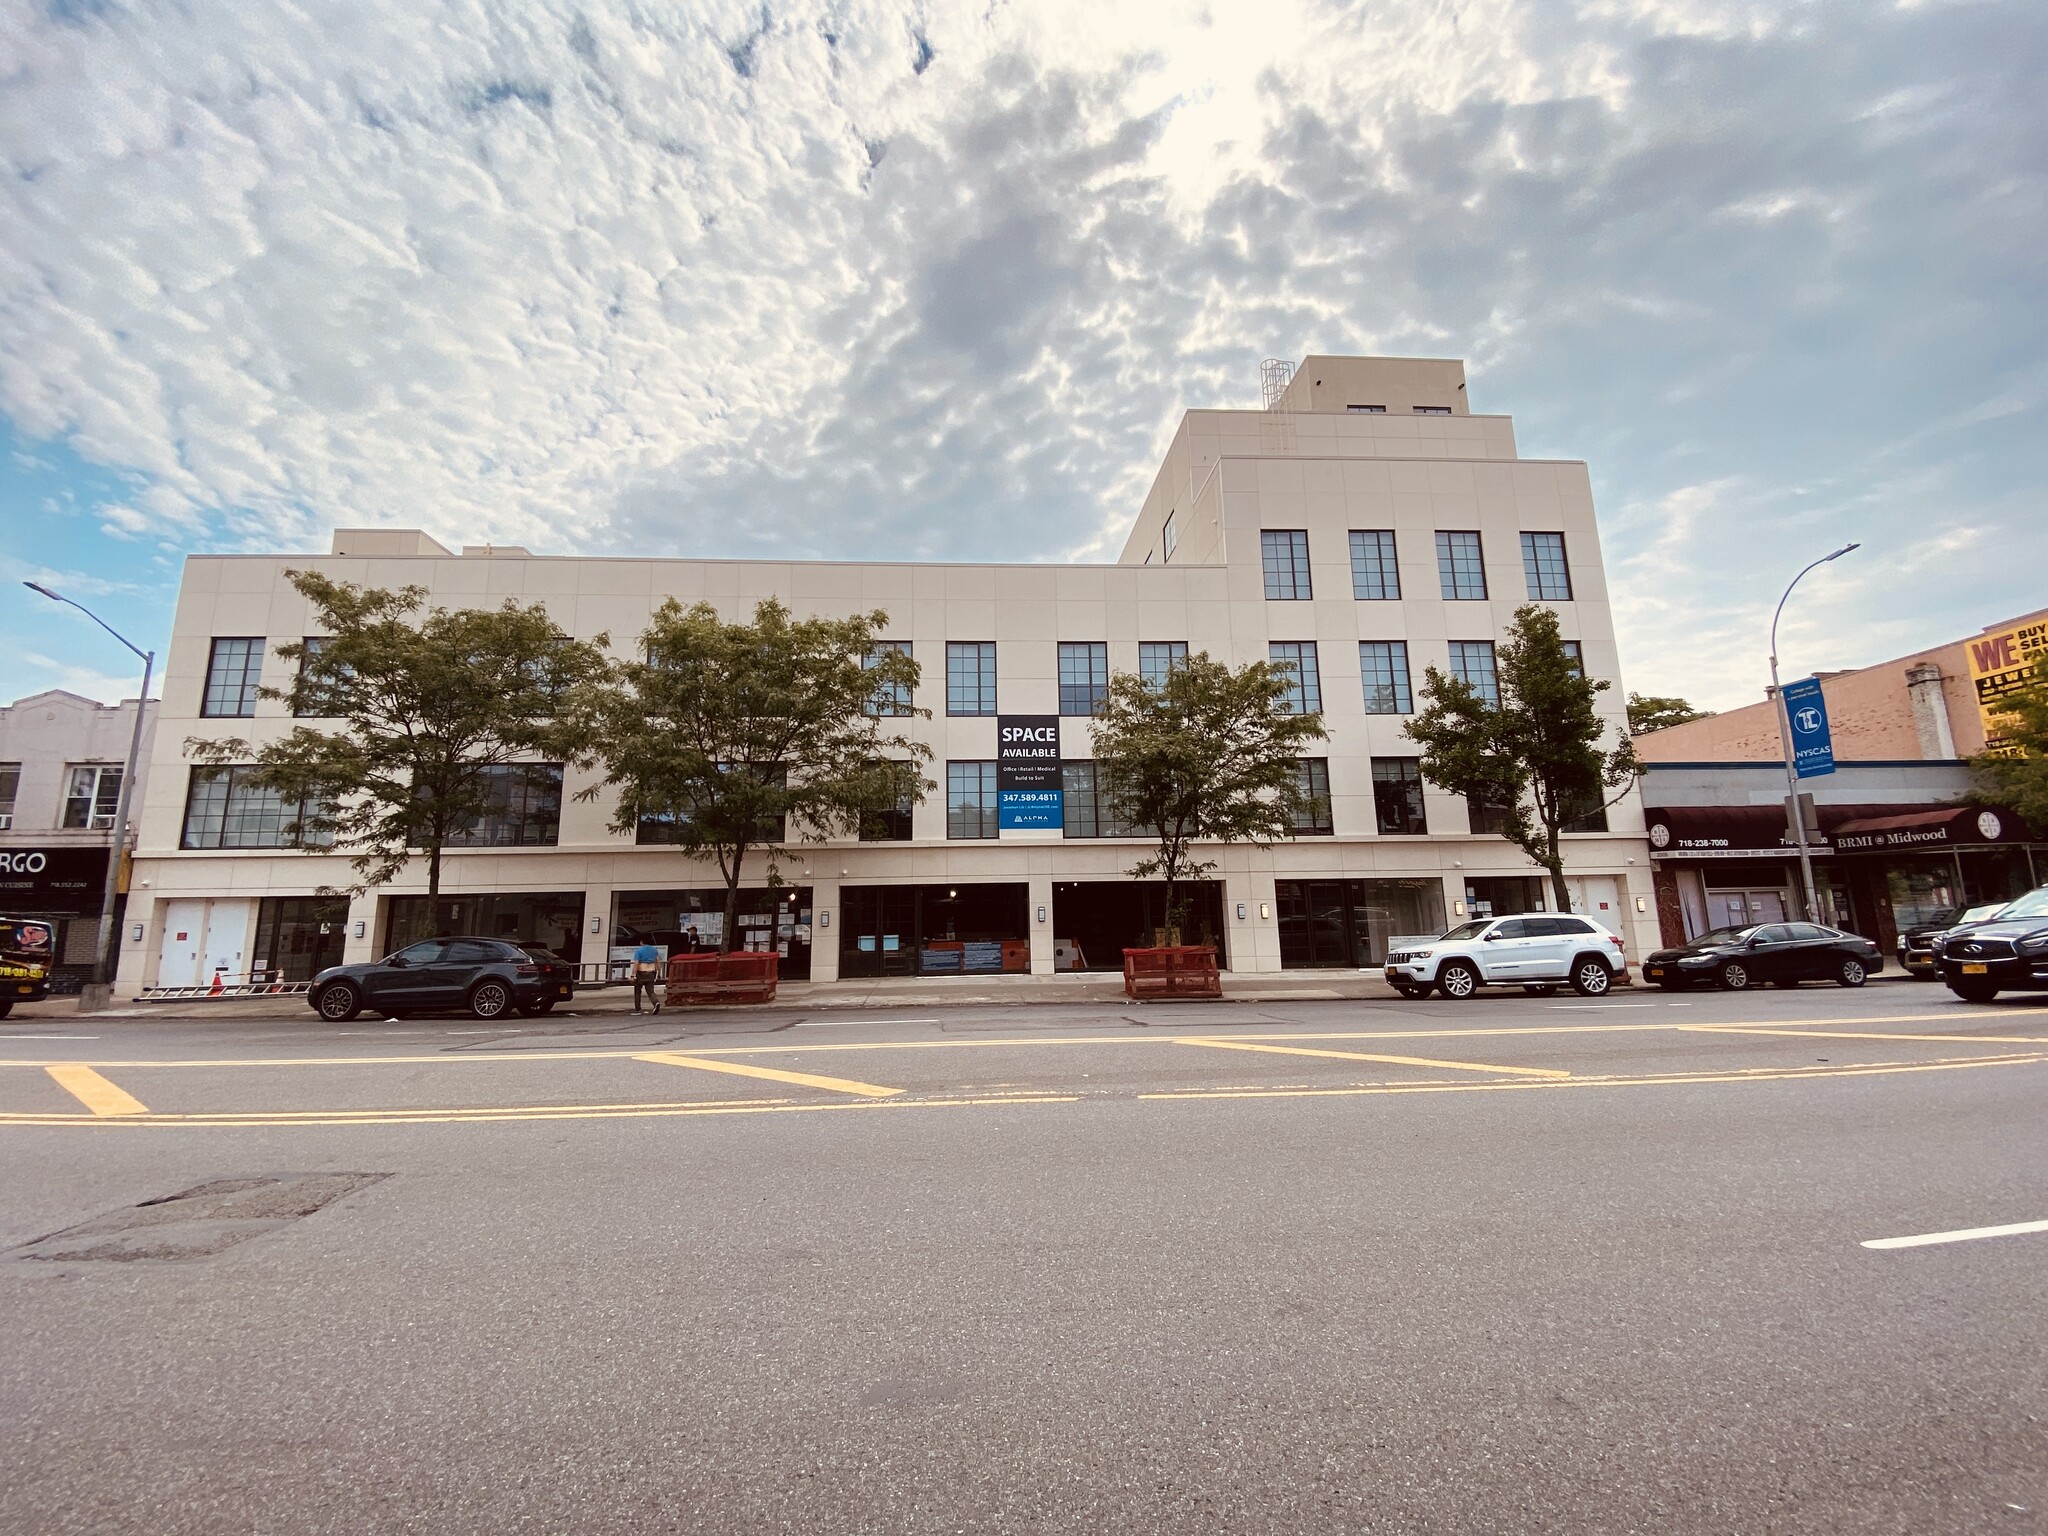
[308,937,576,1022]
[1935,886,2048,1004]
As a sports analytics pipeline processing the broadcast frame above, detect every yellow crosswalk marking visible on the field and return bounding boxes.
[46,1064,149,1117]
[1174,1036,1570,1079]
[634,1051,902,1098]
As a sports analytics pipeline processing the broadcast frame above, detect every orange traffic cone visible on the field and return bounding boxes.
[209,968,225,995]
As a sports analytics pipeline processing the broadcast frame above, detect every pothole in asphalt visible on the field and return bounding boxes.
[4,1173,389,1264]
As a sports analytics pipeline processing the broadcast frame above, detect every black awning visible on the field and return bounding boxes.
[1828,805,2029,852]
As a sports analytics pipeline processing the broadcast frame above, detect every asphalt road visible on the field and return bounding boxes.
[3,983,2045,1534]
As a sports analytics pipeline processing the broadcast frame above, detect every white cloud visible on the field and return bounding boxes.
[0,0,2043,713]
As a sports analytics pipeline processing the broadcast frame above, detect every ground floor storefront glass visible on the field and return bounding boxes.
[1051,881,1226,971]
[386,892,586,963]
[839,883,1029,978]
[1462,876,1547,920]
[1278,878,1447,969]
[251,896,350,982]
[612,888,812,979]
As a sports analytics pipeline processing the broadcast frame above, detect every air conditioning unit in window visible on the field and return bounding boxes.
[90,814,117,830]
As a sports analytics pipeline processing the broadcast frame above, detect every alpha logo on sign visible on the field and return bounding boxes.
[1780,675,1835,779]
[997,714,1062,830]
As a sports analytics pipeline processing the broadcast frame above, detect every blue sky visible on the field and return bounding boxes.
[2,0,2043,712]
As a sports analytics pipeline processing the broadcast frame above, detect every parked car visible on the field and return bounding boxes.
[1934,885,2048,1003]
[307,937,576,1022]
[1898,902,2007,979]
[1644,922,1881,990]
[1383,913,1625,1000]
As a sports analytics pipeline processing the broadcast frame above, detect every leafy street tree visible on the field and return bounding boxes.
[1626,692,1714,734]
[1090,651,1329,938]
[187,571,611,915]
[1970,656,2048,826]
[581,598,930,953]
[1406,604,1640,913]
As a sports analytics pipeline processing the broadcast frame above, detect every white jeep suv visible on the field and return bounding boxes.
[1384,913,1626,1000]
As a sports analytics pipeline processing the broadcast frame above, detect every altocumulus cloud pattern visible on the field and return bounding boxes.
[1,0,2043,704]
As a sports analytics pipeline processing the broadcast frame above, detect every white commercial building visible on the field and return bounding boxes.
[1,689,158,985]
[121,356,1656,991]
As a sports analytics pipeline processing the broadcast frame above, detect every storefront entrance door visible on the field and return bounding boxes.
[1707,889,1787,929]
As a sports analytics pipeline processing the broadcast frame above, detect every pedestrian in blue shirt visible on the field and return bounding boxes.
[631,940,663,1015]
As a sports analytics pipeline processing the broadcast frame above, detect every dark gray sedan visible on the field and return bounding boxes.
[308,936,576,1022]
[1644,921,1883,991]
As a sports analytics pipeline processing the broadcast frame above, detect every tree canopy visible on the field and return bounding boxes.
[1406,604,1639,912]
[580,597,930,952]
[1090,651,1328,935]
[186,570,610,910]
[1626,692,1714,735]
[1970,657,2048,828]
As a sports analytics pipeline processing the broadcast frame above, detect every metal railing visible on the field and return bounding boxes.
[139,971,316,1002]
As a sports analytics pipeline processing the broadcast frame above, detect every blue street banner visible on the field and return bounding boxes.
[997,715,1063,830]
[1781,675,1836,778]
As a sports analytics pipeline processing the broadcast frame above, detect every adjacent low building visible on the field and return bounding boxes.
[0,689,158,987]
[1636,610,2048,952]
[118,355,1658,991]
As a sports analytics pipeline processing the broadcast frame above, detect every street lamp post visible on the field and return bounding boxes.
[1768,544,1860,923]
[24,582,155,1010]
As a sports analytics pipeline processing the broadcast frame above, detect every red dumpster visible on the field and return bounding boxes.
[665,950,780,1006]
[1122,945,1222,1001]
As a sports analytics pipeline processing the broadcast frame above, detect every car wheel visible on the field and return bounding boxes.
[469,979,514,1020]
[0,999,12,1019]
[1948,981,1998,1004]
[1437,962,1479,1000]
[314,983,362,1022]
[1717,961,1753,991]
[1523,985,1559,997]
[1835,957,1868,988]
[1569,957,1613,997]
[516,998,555,1017]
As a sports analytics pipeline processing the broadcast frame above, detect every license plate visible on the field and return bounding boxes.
[1647,967,1664,977]
[15,985,32,995]
[557,985,572,996]
[1961,963,1989,975]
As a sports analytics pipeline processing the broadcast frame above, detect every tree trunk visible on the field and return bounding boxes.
[721,845,746,955]
[1544,825,1571,914]
[427,840,443,931]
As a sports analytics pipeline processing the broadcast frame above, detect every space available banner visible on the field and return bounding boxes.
[997,715,1062,830]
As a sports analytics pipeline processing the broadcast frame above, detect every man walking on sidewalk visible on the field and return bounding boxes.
[631,940,664,1015]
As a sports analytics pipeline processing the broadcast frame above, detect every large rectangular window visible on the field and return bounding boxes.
[859,781,915,842]
[1372,758,1428,835]
[293,636,339,718]
[1060,762,1133,839]
[446,763,563,848]
[946,642,997,717]
[1359,641,1413,714]
[863,641,913,717]
[1449,641,1499,706]
[1058,642,1109,716]
[1435,531,1487,600]
[201,636,265,718]
[1162,513,1177,562]
[1269,642,1321,715]
[1521,532,1573,601]
[1562,639,1584,673]
[0,762,17,827]
[61,764,122,829]
[1349,529,1400,600]
[946,761,998,840]
[637,765,785,845]
[1292,759,1334,835]
[1260,530,1312,600]
[1139,641,1188,690]
[180,766,329,850]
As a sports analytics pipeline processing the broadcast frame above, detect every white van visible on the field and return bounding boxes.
[1384,913,1625,1000]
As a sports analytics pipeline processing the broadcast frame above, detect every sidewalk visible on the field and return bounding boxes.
[7,966,1919,1024]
